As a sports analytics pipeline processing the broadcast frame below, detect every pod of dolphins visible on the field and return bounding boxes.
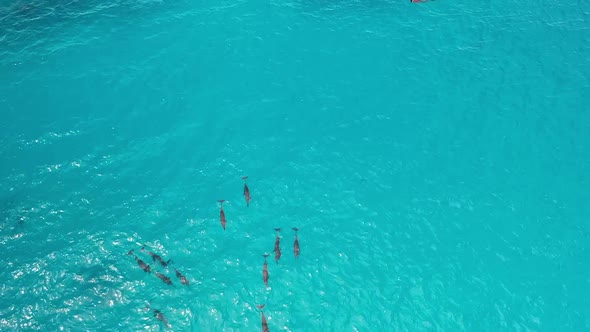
[127,176,300,331]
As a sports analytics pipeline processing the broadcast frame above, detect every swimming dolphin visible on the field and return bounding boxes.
[155,271,172,285]
[128,249,151,273]
[262,254,270,286]
[273,228,281,264]
[153,309,171,328]
[292,227,300,259]
[174,268,190,287]
[218,200,227,230]
[141,247,172,268]
[257,304,269,332]
[242,176,251,207]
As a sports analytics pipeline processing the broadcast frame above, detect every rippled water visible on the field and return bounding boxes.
[1,0,589,331]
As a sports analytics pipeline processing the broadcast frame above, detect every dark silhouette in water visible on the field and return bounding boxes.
[174,268,190,286]
[242,176,251,207]
[141,247,171,267]
[218,200,227,230]
[153,309,171,328]
[273,228,281,264]
[262,254,270,286]
[128,250,151,273]
[257,304,269,332]
[145,304,171,329]
[292,227,300,258]
[155,271,173,285]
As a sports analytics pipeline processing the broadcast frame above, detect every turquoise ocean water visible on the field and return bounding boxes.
[1,0,589,330]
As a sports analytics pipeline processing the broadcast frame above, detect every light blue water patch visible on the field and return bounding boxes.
[1,0,589,330]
